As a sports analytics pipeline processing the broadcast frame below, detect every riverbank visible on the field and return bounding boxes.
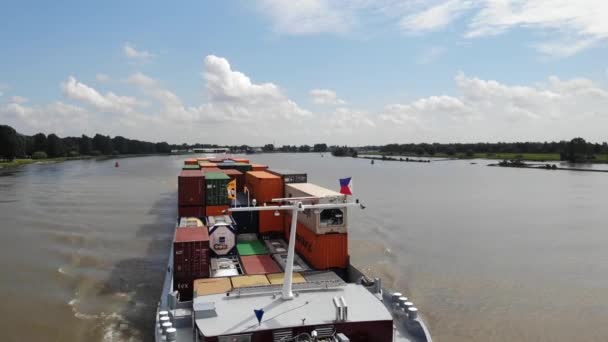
[0,153,172,169]
[363,151,608,163]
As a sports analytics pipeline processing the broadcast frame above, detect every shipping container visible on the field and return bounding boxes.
[173,276,195,301]
[240,254,281,275]
[173,227,210,279]
[236,240,268,256]
[201,167,222,173]
[204,172,231,205]
[206,205,229,216]
[199,162,218,169]
[178,170,205,206]
[266,272,306,285]
[178,205,204,218]
[232,210,259,235]
[221,169,245,192]
[285,214,348,269]
[196,157,209,162]
[251,164,268,171]
[194,277,232,297]
[231,158,250,163]
[178,217,204,228]
[245,171,283,204]
[271,252,311,272]
[182,164,201,170]
[184,158,198,165]
[218,162,252,174]
[208,158,224,163]
[230,275,270,288]
[284,183,347,234]
[259,204,284,234]
[264,239,288,254]
[210,256,242,277]
[208,222,237,256]
[267,169,307,184]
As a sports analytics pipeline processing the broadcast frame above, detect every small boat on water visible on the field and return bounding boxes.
[115,161,119,167]
[155,157,432,342]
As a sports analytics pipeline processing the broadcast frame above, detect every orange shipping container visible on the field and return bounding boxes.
[200,162,218,168]
[202,167,222,174]
[251,164,268,171]
[259,203,284,234]
[185,158,198,165]
[231,158,249,163]
[245,171,283,204]
[222,169,245,192]
[196,157,209,162]
[206,205,230,216]
[285,214,348,269]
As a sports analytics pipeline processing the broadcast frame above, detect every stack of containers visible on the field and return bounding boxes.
[199,162,218,170]
[267,169,307,185]
[218,162,252,174]
[245,171,284,236]
[251,164,268,171]
[178,169,205,217]
[221,169,245,192]
[182,164,201,171]
[230,193,259,235]
[204,172,231,216]
[184,158,198,166]
[283,183,349,270]
[173,227,210,301]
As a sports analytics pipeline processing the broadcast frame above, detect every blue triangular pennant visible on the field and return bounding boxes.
[254,309,264,324]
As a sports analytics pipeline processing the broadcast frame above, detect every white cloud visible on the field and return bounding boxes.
[310,89,346,105]
[96,73,110,82]
[416,46,447,64]
[256,0,355,34]
[123,42,155,61]
[379,72,608,141]
[11,96,28,104]
[1,101,90,135]
[402,0,608,56]
[62,76,140,115]
[401,0,473,33]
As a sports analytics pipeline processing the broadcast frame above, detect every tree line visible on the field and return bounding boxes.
[0,124,172,160]
[373,139,608,160]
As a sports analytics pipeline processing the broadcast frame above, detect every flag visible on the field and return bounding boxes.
[243,184,249,193]
[227,179,236,200]
[339,177,353,195]
[254,308,264,325]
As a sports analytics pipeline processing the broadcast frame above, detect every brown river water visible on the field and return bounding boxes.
[1,153,608,341]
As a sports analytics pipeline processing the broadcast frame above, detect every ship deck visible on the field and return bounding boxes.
[194,283,391,337]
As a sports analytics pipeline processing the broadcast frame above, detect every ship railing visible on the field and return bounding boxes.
[226,279,346,298]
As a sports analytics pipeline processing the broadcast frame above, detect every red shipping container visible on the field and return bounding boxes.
[240,255,281,275]
[251,164,268,171]
[202,167,222,173]
[245,171,283,204]
[184,158,198,165]
[174,227,210,279]
[178,205,204,218]
[285,214,348,269]
[222,169,245,192]
[178,169,205,206]
[173,276,195,301]
[259,203,284,234]
[206,205,230,216]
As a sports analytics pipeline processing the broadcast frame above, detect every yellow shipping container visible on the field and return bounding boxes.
[230,275,270,288]
[194,277,232,297]
[266,272,306,285]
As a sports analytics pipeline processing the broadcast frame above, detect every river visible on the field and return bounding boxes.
[1,154,607,341]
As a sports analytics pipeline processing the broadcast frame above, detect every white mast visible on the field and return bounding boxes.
[227,200,364,300]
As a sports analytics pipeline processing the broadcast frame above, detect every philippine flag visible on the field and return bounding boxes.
[339,177,353,195]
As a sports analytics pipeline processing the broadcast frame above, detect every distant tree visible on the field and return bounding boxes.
[46,134,65,157]
[155,142,171,153]
[79,135,92,155]
[93,134,113,155]
[298,145,311,153]
[446,147,456,156]
[0,125,20,160]
[313,143,328,152]
[561,137,592,162]
[262,144,275,152]
[414,146,425,156]
[32,133,47,153]
[32,151,48,159]
[465,149,474,157]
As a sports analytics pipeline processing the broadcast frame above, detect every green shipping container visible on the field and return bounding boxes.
[182,164,201,170]
[205,172,231,205]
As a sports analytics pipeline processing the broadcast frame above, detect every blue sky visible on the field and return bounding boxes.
[1,0,608,145]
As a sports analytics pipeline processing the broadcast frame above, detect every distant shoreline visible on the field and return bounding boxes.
[0,153,172,169]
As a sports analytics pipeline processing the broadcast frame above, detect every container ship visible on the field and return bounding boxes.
[155,157,432,342]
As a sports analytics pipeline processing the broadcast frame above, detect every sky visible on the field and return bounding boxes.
[1,0,608,145]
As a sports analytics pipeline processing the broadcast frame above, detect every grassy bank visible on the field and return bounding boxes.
[363,152,608,162]
[0,153,172,169]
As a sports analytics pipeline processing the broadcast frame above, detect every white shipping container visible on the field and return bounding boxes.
[284,183,348,234]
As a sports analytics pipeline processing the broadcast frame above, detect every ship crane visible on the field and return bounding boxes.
[226,198,365,300]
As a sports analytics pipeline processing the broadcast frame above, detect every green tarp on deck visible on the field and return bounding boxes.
[237,240,268,256]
